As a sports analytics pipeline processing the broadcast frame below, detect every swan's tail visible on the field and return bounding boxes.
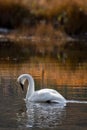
[66,100,87,104]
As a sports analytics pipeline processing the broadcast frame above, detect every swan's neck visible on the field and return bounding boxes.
[26,74,35,100]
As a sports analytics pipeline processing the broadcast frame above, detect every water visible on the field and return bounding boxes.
[0,40,87,130]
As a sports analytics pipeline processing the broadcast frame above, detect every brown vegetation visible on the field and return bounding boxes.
[0,0,87,36]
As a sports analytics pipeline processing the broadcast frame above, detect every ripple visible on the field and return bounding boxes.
[67,100,87,104]
[25,102,66,128]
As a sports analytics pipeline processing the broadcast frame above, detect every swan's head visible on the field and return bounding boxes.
[17,74,35,94]
[17,74,27,91]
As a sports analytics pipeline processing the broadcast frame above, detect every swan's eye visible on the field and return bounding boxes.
[20,83,24,91]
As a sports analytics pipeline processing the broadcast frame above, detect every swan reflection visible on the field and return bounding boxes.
[25,102,66,128]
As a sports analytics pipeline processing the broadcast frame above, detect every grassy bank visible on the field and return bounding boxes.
[0,0,87,64]
[0,0,87,36]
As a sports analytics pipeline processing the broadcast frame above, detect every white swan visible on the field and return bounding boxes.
[17,74,66,104]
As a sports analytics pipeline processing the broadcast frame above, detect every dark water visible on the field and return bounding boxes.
[0,57,87,130]
[0,39,87,130]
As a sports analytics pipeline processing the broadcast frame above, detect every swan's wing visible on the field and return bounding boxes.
[29,89,66,103]
[38,89,65,100]
[44,89,59,94]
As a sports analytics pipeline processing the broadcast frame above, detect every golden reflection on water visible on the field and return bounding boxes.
[0,57,87,86]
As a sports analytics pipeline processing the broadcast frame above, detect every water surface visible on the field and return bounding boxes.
[0,57,87,130]
[0,39,87,130]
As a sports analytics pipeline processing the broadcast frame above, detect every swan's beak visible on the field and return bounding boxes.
[20,83,24,91]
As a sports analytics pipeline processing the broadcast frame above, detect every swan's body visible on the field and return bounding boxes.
[17,74,66,104]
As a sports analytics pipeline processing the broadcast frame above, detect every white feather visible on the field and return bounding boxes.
[17,74,66,104]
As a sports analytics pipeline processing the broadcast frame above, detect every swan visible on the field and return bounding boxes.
[17,74,66,104]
